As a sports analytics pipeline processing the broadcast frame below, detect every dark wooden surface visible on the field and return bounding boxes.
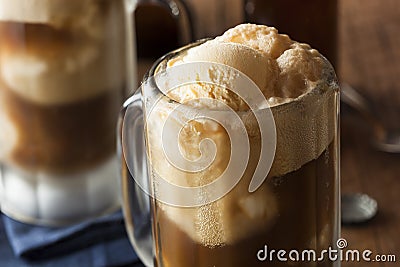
[339,0,400,266]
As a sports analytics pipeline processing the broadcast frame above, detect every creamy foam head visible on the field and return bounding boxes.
[0,0,100,33]
[0,0,126,105]
[0,0,109,42]
[166,23,337,178]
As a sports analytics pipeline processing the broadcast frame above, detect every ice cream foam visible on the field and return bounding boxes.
[0,0,75,23]
[0,40,125,105]
[0,0,105,38]
[147,104,279,246]
[167,41,278,111]
[215,23,292,59]
[166,23,337,178]
[0,0,126,105]
[146,24,338,247]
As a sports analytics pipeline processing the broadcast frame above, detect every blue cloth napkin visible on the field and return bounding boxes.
[1,210,140,267]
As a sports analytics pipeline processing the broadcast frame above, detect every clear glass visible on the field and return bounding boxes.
[0,0,134,225]
[120,41,340,267]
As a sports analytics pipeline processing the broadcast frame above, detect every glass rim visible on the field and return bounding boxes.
[139,38,339,112]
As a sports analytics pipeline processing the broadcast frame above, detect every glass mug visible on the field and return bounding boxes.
[0,0,190,226]
[120,40,340,267]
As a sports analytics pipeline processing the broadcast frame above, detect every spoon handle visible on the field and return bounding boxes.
[340,83,385,139]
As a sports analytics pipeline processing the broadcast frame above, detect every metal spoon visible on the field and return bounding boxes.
[341,193,378,224]
[340,83,383,224]
[341,83,400,153]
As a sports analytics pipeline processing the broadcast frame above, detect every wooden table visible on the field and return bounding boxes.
[339,0,400,266]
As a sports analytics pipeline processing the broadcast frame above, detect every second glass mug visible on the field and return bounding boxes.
[0,0,191,225]
[119,40,340,266]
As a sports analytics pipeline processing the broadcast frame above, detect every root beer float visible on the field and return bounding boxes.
[0,0,128,224]
[138,24,340,266]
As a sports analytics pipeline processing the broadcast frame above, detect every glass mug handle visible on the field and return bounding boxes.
[118,92,153,267]
[125,0,193,91]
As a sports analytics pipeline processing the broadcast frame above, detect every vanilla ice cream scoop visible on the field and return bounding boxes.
[169,24,332,107]
[167,41,278,110]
